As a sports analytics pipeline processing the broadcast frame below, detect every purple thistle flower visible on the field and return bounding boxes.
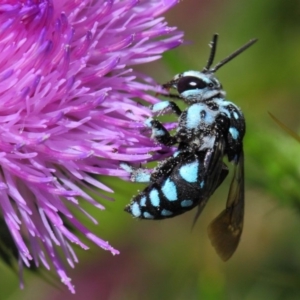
[0,0,183,293]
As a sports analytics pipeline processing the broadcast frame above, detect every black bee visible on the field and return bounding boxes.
[121,34,257,261]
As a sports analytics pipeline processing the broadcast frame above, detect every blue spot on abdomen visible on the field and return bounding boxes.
[149,189,160,207]
[140,196,146,206]
[143,212,154,219]
[131,202,141,217]
[161,209,173,216]
[161,178,177,201]
[181,200,193,207]
[179,161,199,183]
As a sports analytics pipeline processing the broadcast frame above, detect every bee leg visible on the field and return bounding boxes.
[120,163,151,183]
[145,118,177,146]
[145,101,181,145]
[151,101,182,116]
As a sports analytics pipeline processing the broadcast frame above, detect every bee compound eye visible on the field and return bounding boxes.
[177,76,207,94]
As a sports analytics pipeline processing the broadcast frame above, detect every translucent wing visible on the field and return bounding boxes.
[208,149,245,261]
[192,137,228,228]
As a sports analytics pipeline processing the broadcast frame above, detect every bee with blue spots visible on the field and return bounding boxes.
[121,34,257,261]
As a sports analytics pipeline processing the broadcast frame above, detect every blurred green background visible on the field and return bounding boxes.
[2,0,300,299]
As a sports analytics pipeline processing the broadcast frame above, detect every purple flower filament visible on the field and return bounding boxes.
[0,0,183,292]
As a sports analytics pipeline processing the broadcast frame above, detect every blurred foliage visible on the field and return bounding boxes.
[2,0,300,299]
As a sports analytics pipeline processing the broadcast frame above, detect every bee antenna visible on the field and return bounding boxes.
[203,34,218,72]
[210,38,258,73]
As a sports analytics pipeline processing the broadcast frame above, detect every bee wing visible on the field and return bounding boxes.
[192,137,228,228]
[208,148,245,261]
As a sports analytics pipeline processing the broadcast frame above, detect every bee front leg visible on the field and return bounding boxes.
[120,163,152,183]
[151,101,182,116]
[145,118,177,146]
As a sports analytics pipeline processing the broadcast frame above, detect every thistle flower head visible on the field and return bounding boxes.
[0,0,183,292]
